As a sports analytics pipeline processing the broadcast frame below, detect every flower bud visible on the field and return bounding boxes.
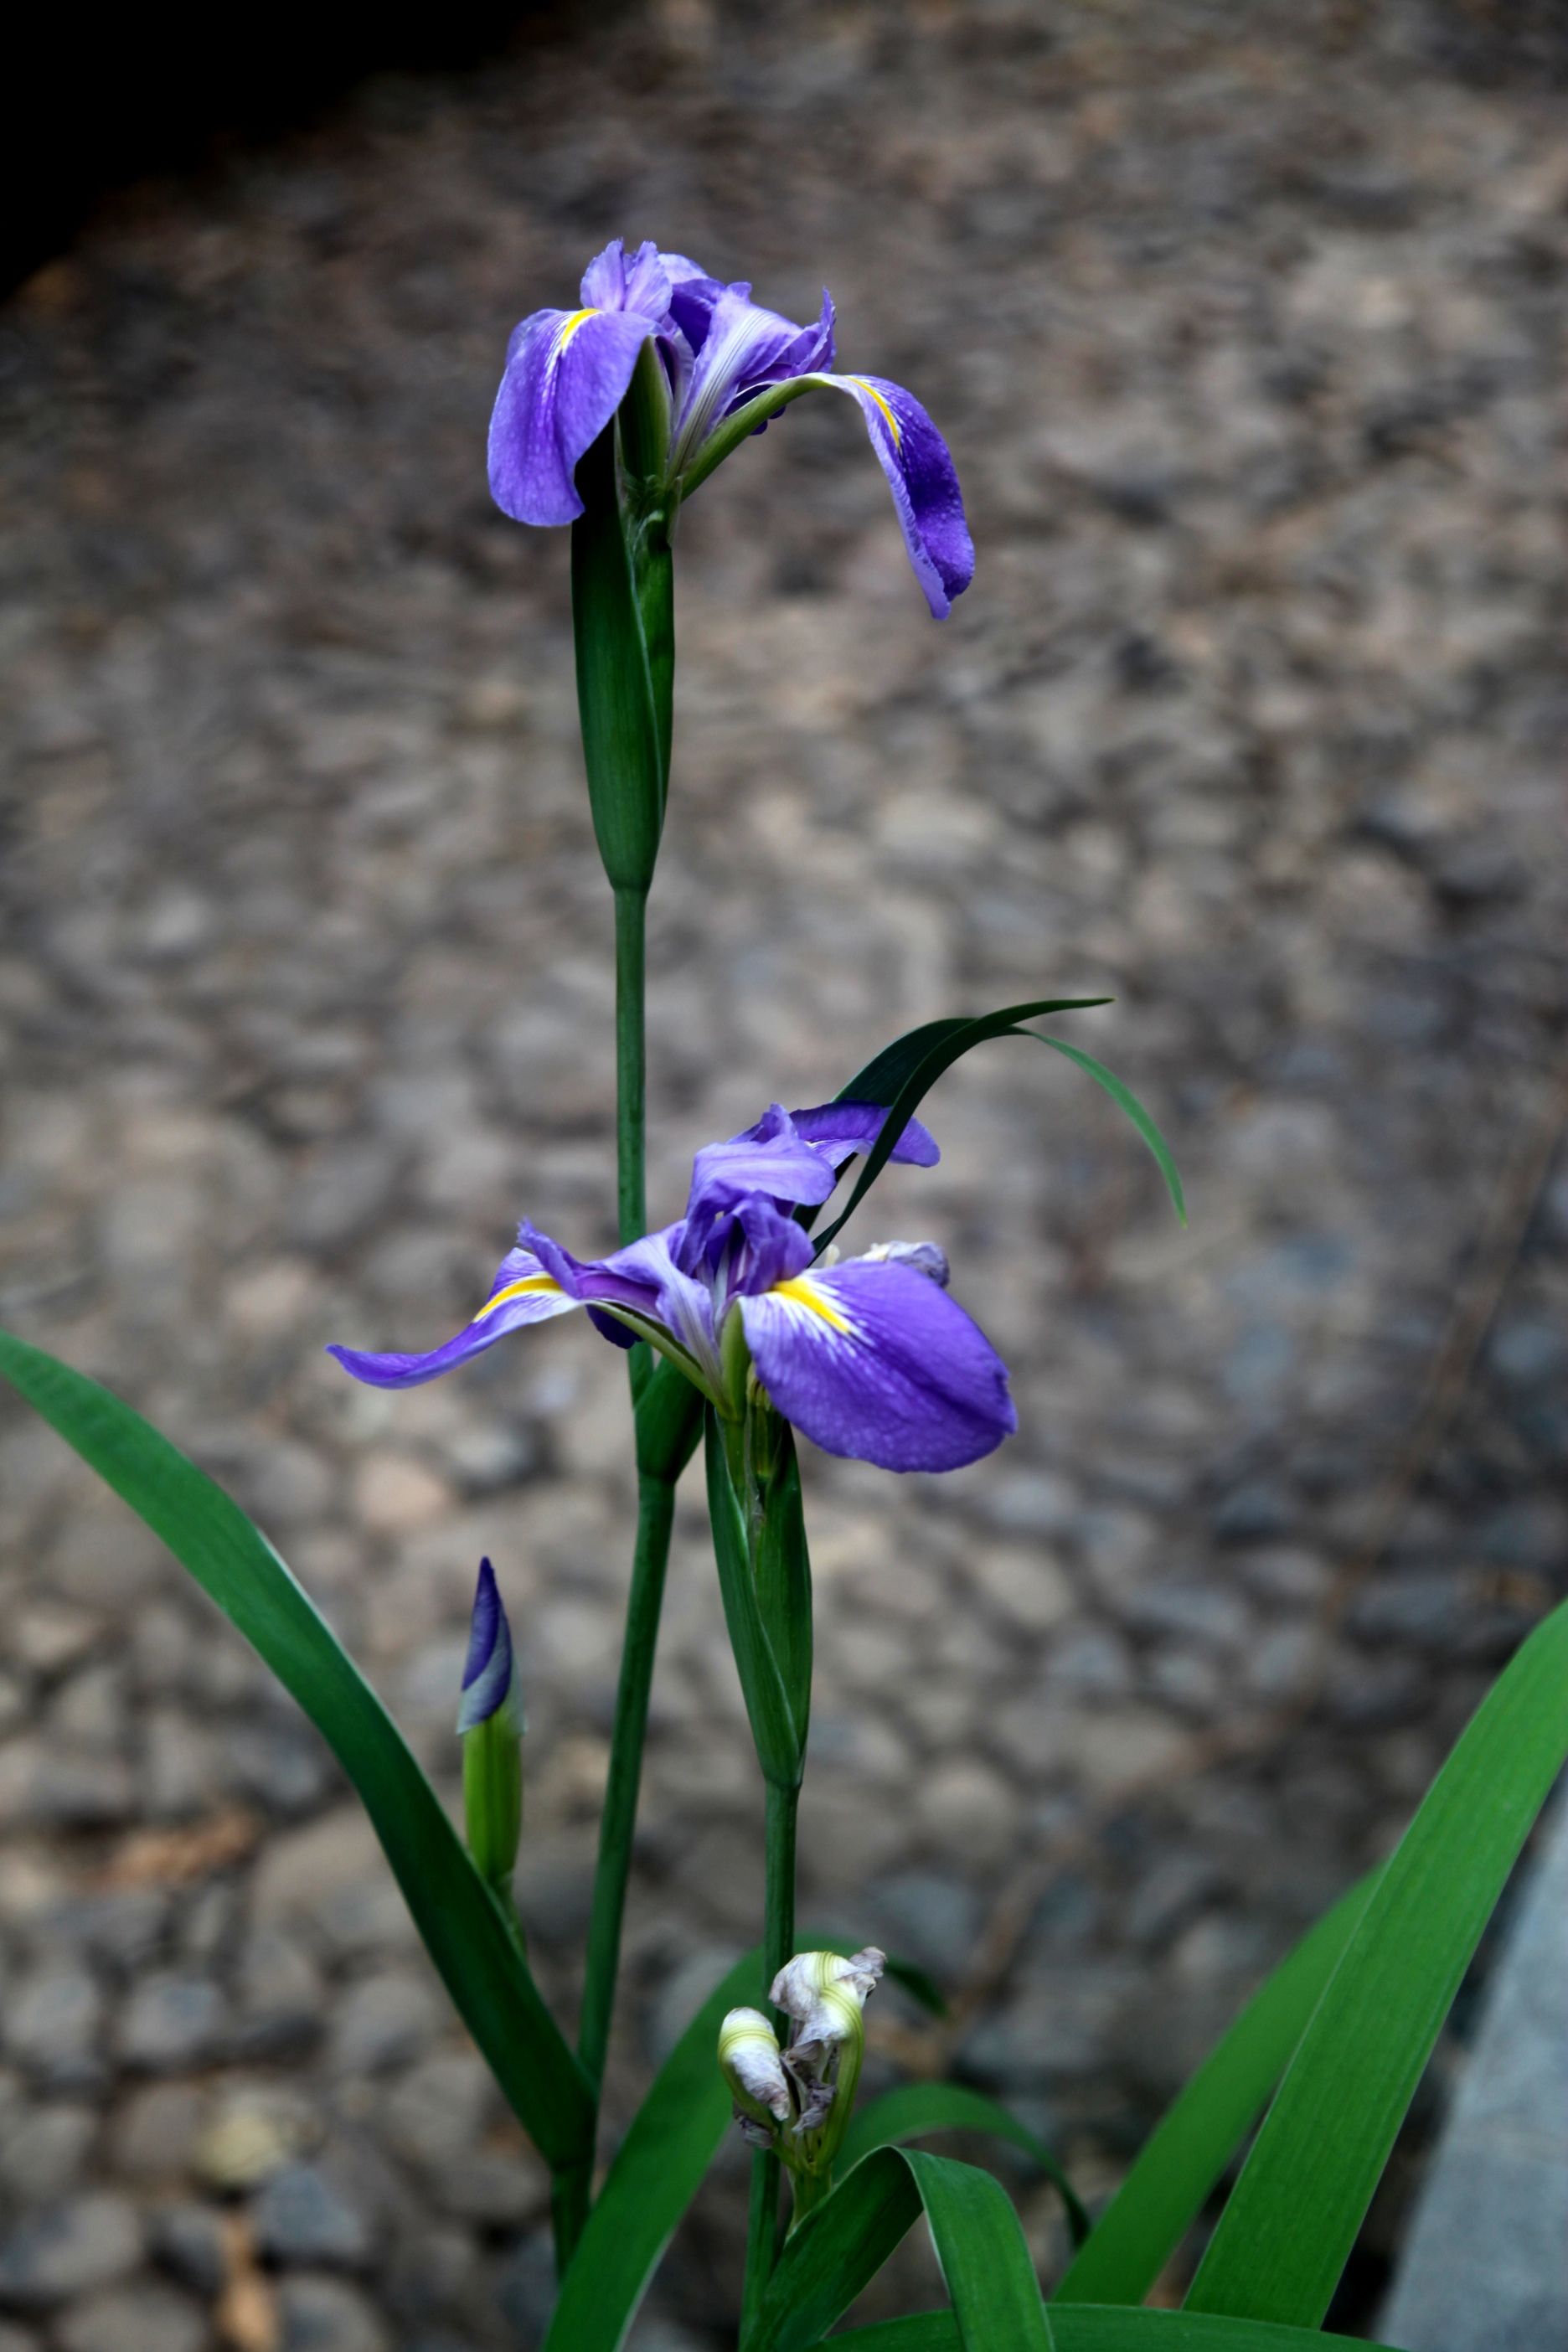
[458,1559,525,1889]
[864,1239,950,1287]
[718,2006,792,2152]
[769,1947,885,2177]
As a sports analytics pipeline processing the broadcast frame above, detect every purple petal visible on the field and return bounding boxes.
[670,286,835,473]
[328,1244,577,1390]
[722,1195,815,1297]
[488,305,657,528]
[526,1220,723,1382]
[658,253,732,352]
[579,237,670,325]
[685,1104,840,1230]
[822,373,974,618]
[787,1101,940,1172]
[738,1256,1014,1473]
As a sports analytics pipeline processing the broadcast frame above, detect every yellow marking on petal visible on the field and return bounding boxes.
[473,1273,566,1322]
[769,1274,853,1334]
[555,307,600,353]
[854,378,902,449]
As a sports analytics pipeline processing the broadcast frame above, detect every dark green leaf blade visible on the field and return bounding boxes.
[1188,1597,1568,2328]
[1054,1872,1379,2306]
[816,998,1112,1251]
[0,1329,594,2172]
[747,2147,922,2352]
[902,2148,1052,2351]
[830,2308,1397,2351]
[1025,1035,1186,1225]
[544,1945,768,2352]
[842,2083,1087,2246]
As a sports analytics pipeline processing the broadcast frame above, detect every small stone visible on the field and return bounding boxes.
[193,2088,318,2190]
[968,1544,1075,1633]
[148,2201,229,2298]
[108,2084,204,2183]
[251,2162,376,2269]
[0,2104,95,2205]
[233,1926,324,2059]
[0,2195,141,2308]
[328,1971,441,2076]
[5,1965,103,2090]
[227,1722,335,1818]
[276,2272,389,2352]
[54,2282,206,2352]
[431,2153,546,2226]
[0,2324,38,2352]
[116,1972,225,2072]
[916,1758,1021,1865]
[352,1455,453,1537]
[867,1871,982,1982]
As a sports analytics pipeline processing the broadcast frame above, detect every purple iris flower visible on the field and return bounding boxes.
[457,1558,524,1736]
[329,1101,1014,1474]
[487,238,974,619]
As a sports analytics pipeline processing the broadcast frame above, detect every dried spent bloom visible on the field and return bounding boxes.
[330,1103,1016,1476]
[488,238,974,618]
[718,2007,793,2153]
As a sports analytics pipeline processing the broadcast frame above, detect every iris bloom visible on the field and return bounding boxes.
[488,238,974,618]
[329,1101,1015,1475]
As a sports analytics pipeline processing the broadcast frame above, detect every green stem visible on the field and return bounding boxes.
[614,885,648,1255]
[742,1778,799,2334]
[576,1473,676,2099]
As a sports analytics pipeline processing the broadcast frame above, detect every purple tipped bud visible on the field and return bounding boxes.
[457,1558,525,1736]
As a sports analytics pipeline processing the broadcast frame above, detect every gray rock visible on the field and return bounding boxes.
[866,1872,982,1982]
[251,2162,377,2269]
[148,2201,228,2298]
[276,2273,390,2352]
[115,1972,226,2072]
[4,1966,103,2090]
[0,2196,141,2308]
[328,1971,441,2076]
[0,2104,95,2205]
[382,2055,495,2170]
[106,2084,204,2183]
[54,2282,206,2352]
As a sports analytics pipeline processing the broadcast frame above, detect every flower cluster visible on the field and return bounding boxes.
[488,238,974,618]
[329,1101,1015,1474]
[720,1946,885,2184]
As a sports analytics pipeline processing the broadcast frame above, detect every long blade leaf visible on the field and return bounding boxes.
[1024,1034,1186,1225]
[544,1945,767,2352]
[0,1329,594,2172]
[829,2308,1396,2350]
[903,2148,1053,2351]
[747,2146,922,2352]
[1188,1596,1568,2327]
[816,997,1112,1251]
[1054,1873,1379,2305]
[842,2082,1088,2246]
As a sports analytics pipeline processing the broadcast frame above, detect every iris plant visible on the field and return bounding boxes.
[330,1101,1014,1474]
[488,238,974,619]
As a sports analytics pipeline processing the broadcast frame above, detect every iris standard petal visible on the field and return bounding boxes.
[579,237,671,324]
[787,1100,940,1171]
[818,372,974,618]
[524,1220,725,1387]
[488,304,659,528]
[328,1245,578,1390]
[669,285,834,477]
[737,1256,1014,1473]
[686,1103,842,1227]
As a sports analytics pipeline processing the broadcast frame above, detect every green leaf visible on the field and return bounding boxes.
[1024,1035,1185,1225]
[0,1329,594,2174]
[544,1945,768,2352]
[842,2083,1088,2248]
[903,2148,1053,2352]
[1188,1596,1568,2329]
[829,2308,1397,2351]
[748,2147,1053,2352]
[815,998,1112,1252]
[754,1421,812,1751]
[704,1410,802,1789]
[1054,1873,1379,2306]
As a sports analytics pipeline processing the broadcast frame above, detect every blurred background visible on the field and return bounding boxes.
[2,2,1566,2345]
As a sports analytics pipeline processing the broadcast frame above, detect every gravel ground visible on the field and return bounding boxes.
[2,3,1566,2345]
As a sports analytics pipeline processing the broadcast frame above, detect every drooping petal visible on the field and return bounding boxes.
[457,1558,525,1735]
[818,372,974,618]
[488,305,658,528]
[525,1220,724,1390]
[787,1100,940,1172]
[738,1255,1014,1472]
[328,1244,578,1390]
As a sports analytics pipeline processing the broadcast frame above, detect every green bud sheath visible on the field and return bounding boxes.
[462,1705,524,1891]
[570,374,674,898]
